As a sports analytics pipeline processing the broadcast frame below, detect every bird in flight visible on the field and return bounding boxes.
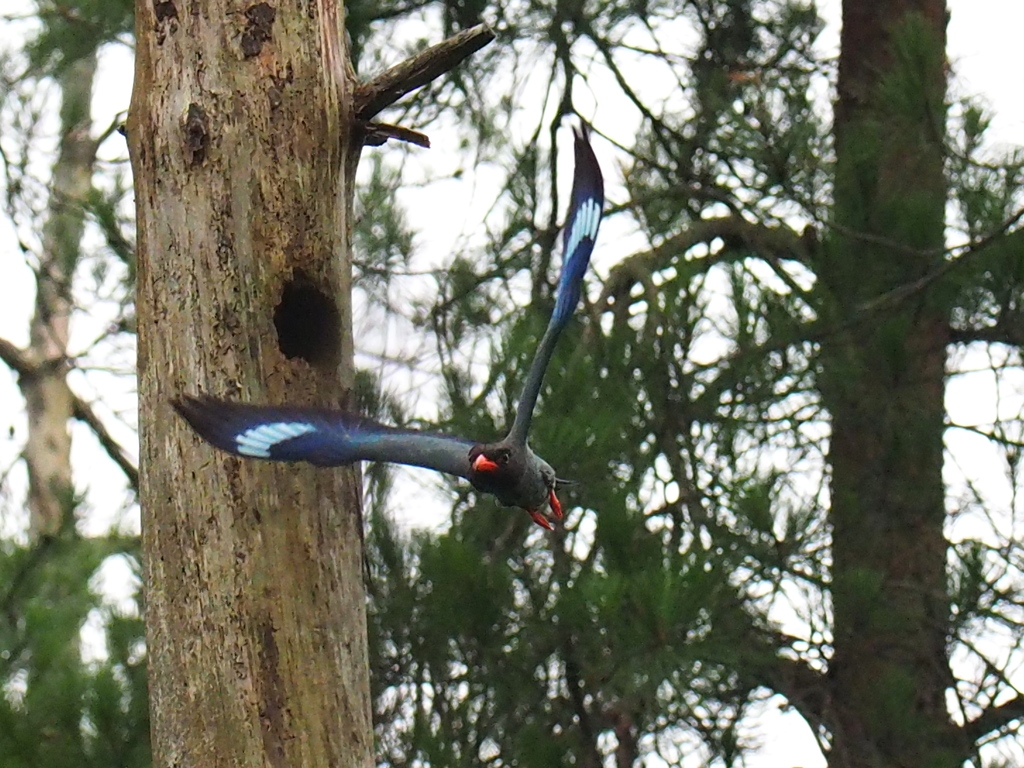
[174,124,604,529]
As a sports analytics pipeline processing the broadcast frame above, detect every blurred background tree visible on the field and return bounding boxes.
[2,0,1024,766]
[0,1,145,765]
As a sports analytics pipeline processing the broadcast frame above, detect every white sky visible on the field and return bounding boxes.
[1,1,1023,766]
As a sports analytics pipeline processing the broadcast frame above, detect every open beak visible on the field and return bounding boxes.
[525,491,563,530]
[528,509,554,530]
[472,455,500,472]
[548,488,563,520]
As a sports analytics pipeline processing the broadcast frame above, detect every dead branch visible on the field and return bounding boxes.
[361,121,431,148]
[355,23,495,120]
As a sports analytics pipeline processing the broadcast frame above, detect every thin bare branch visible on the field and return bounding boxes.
[963,693,1024,746]
[92,109,127,155]
[0,336,138,491]
[827,202,1024,261]
[853,215,1024,319]
[596,215,811,313]
[0,336,32,376]
[361,121,431,148]
[70,395,138,492]
[950,320,1024,348]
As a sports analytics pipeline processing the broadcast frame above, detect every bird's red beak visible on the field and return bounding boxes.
[472,455,499,472]
[528,509,554,530]
[548,488,563,520]
[526,491,563,530]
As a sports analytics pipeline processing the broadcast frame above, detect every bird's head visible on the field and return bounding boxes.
[468,443,564,529]
[467,443,527,511]
[468,444,518,479]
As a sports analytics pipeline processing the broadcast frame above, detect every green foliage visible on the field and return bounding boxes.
[0,525,148,768]
[27,0,134,74]
[354,155,417,315]
[84,180,135,282]
[6,0,1024,764]
[1,3,144,765]
[366,1,1024,766]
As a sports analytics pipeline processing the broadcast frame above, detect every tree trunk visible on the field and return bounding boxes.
[24,52,97,538]
[823,1,961,765]
[128,1,372,765]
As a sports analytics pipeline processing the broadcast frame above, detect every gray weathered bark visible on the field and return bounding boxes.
[128,1,372,765]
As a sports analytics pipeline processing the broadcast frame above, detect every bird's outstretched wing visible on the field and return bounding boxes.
[173,395,475,480]
[507,124,604,443]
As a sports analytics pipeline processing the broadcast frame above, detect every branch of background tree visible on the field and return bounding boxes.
[563,646,605,768]
[593,211,1024,421]
[693,622,829,752]
[589,215,820,428]
[355,23,495,121]
[595,215,812,316]
[945,624,1024,753]
[92,109,126,155]
[0,512,80,660]
[586,31,692,155]
[606,200,1022,335]
[599,198,1023,362]
[949,319,1024,347]
[0,531,56,625]
[833,204,1024,315]
[601,202,1020,322]
[0,336,32,376]
[757,649,829,746]
[962,693,1024,746]
[70,395,138,492]
[0,335,139,492]
[852,216,1023,323]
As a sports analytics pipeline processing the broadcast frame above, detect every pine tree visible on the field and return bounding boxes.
[5,0,1024,765]
[367,1,1024,766]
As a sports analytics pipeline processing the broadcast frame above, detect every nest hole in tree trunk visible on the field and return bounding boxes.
[273,269,341,368]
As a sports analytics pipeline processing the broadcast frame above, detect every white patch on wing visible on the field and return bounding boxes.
[565,198,602,261]
[235,421,317,458]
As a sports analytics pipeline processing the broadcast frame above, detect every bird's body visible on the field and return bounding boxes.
[174,125,604,528]
[467,442,560,528]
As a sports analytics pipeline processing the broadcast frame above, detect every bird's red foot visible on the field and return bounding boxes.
[528,508,554,530]
[548,488,563,520]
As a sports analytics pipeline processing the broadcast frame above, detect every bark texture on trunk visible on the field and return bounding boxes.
[823,1,960,766]
[128,1,371,765]
[24,53,97,538]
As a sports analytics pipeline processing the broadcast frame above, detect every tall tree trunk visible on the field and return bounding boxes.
[128,2,372,765]
[24,52,97,537]
[823,1,961,765]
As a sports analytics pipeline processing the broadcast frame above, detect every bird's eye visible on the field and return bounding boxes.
[499,451,510,465]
